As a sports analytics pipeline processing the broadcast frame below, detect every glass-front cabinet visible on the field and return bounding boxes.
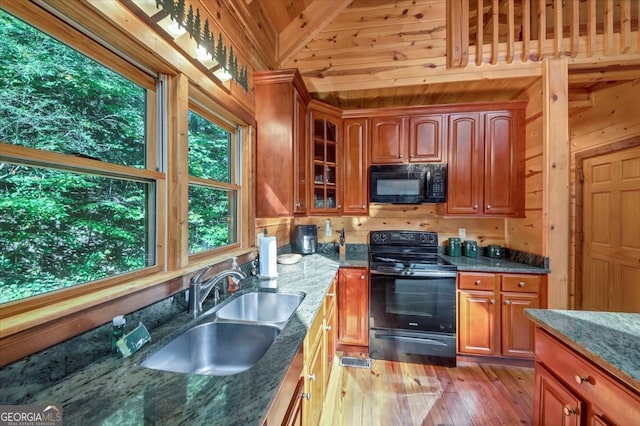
[309,104,341,213]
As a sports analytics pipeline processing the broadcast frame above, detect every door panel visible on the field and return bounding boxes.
[582,145,640,312]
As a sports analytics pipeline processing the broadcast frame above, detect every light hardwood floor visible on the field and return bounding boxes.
[320,355,535,426]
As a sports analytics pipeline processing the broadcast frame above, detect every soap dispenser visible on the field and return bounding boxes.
[228,256,241,293]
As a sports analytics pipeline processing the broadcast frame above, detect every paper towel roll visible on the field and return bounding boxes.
[259,236,278,279]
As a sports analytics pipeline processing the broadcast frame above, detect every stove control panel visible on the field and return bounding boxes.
[370,230,438,246]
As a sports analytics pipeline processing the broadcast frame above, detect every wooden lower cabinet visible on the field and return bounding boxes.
[534,328,640,426]
[302,276,337,426]
[263,348,304,426]
[337,267,369,348]
[458,272,544,358]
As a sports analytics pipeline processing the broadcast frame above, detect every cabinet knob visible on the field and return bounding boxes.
[362,204,366,209]
[337,204,341,209]
[361,275,366,280]
[301,392,311,400]
[474,204,479,209]
[575,375,595,385]
[325,325,332,331]
[562,406,577,416]
[295,202,301,208]
[487,204,492,209]
[326,292,335,297]
[475,280,482,285]
[399,154,403,158]
[518,281,526,287]
[504,300,511,305]
[308,373,316,381]
[490,299,496,304]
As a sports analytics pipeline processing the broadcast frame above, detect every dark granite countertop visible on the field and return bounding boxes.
[525,309,640,393]
[16,253,354,426]
[441,254,550,274]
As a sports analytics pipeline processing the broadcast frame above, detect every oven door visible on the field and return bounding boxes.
[369,270,456,334]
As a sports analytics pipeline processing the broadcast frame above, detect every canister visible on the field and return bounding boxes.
[463,240,478,257]
[487,244,503,258]
[448,237,462,257]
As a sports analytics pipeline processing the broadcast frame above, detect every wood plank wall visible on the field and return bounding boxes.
[508,78,544,255]
[568,79,640,307]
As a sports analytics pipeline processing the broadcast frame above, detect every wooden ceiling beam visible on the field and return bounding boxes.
[278,0,352,67]
[568,66,640,84]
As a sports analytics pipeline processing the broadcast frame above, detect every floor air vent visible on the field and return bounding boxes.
[339,356,372,369]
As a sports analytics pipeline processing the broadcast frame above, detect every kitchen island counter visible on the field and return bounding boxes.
[525,309,640,393]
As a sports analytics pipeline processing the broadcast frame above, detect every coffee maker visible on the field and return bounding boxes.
[291,225,317,255]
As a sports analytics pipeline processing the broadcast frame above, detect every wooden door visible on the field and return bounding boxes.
[534,364,583,426]
[501,292,538,358]
[305,339,324,426]
[458,290,498,355]
[581,145,640,312]
[337,268,369,347]
[293,89,308,214]
[342,118,368,214]
[446,113,483,215]
[370,117,405,164]
[484,111,523,216]
[408,114,445,162]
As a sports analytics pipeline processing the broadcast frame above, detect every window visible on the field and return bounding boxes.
[187,110,239,254]
[0,9,156,303]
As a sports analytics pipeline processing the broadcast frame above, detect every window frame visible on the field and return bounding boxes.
[0,1,253,363]
[187,101,243,260]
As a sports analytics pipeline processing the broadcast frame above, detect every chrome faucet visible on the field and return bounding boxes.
[188,267,247,317]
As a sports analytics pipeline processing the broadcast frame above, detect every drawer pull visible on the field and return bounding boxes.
[490,299,496,304]
[575,375,595,385]
[326,293,335,297]
[301,392,310,400]
[562,406,577,416]
[325,325,332,331]
[308,373,316,381]
[518,282,526,287]
[475,280,482,285]
[504,300,511,305]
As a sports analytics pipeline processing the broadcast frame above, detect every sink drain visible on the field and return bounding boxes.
[339,356,372,369]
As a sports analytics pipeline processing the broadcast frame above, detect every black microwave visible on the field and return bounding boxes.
[369,164,447,204]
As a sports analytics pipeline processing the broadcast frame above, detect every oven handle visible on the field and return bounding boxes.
[373,333,449,346]
[369,269,457,278]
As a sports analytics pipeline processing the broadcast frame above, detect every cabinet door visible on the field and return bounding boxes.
[501,292,538,358]
[293,90,308,214]
[304,340,324,426]
[370,117,405,164]
[458,290,498,355]
[534,364,584,426]
[282,377,304,426]
[408,114,446,162]
[337,268,369,347]
[446,113,483,215]
[342,118,368,214]
[310,109,341,213]
[484,111,523,216]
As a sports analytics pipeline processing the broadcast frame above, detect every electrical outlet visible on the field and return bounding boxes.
[458,228,466,239]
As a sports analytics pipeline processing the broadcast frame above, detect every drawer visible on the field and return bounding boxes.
[501,274,541,293]
[535,329,640,426]
[458,272,497,291]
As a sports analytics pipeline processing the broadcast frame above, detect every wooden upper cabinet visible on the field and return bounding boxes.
[254,70,310,217]
[309,102,342,214]
[370,117,405,164]
[446,112,484,215]
[342,118,369,215]
[408,114,446,162]
[444,104,526,217]
[293,90,308,215]
[484,111,523,216]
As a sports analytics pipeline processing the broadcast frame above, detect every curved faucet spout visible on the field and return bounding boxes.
[189,269,247,317]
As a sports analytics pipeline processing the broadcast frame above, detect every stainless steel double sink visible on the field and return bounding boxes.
[141,289,305,376]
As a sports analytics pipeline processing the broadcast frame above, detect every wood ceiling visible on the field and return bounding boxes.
[214,0,640,110]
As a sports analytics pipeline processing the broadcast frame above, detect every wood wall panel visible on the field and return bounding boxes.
[569,79,640,308]
[507,78,544,255]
